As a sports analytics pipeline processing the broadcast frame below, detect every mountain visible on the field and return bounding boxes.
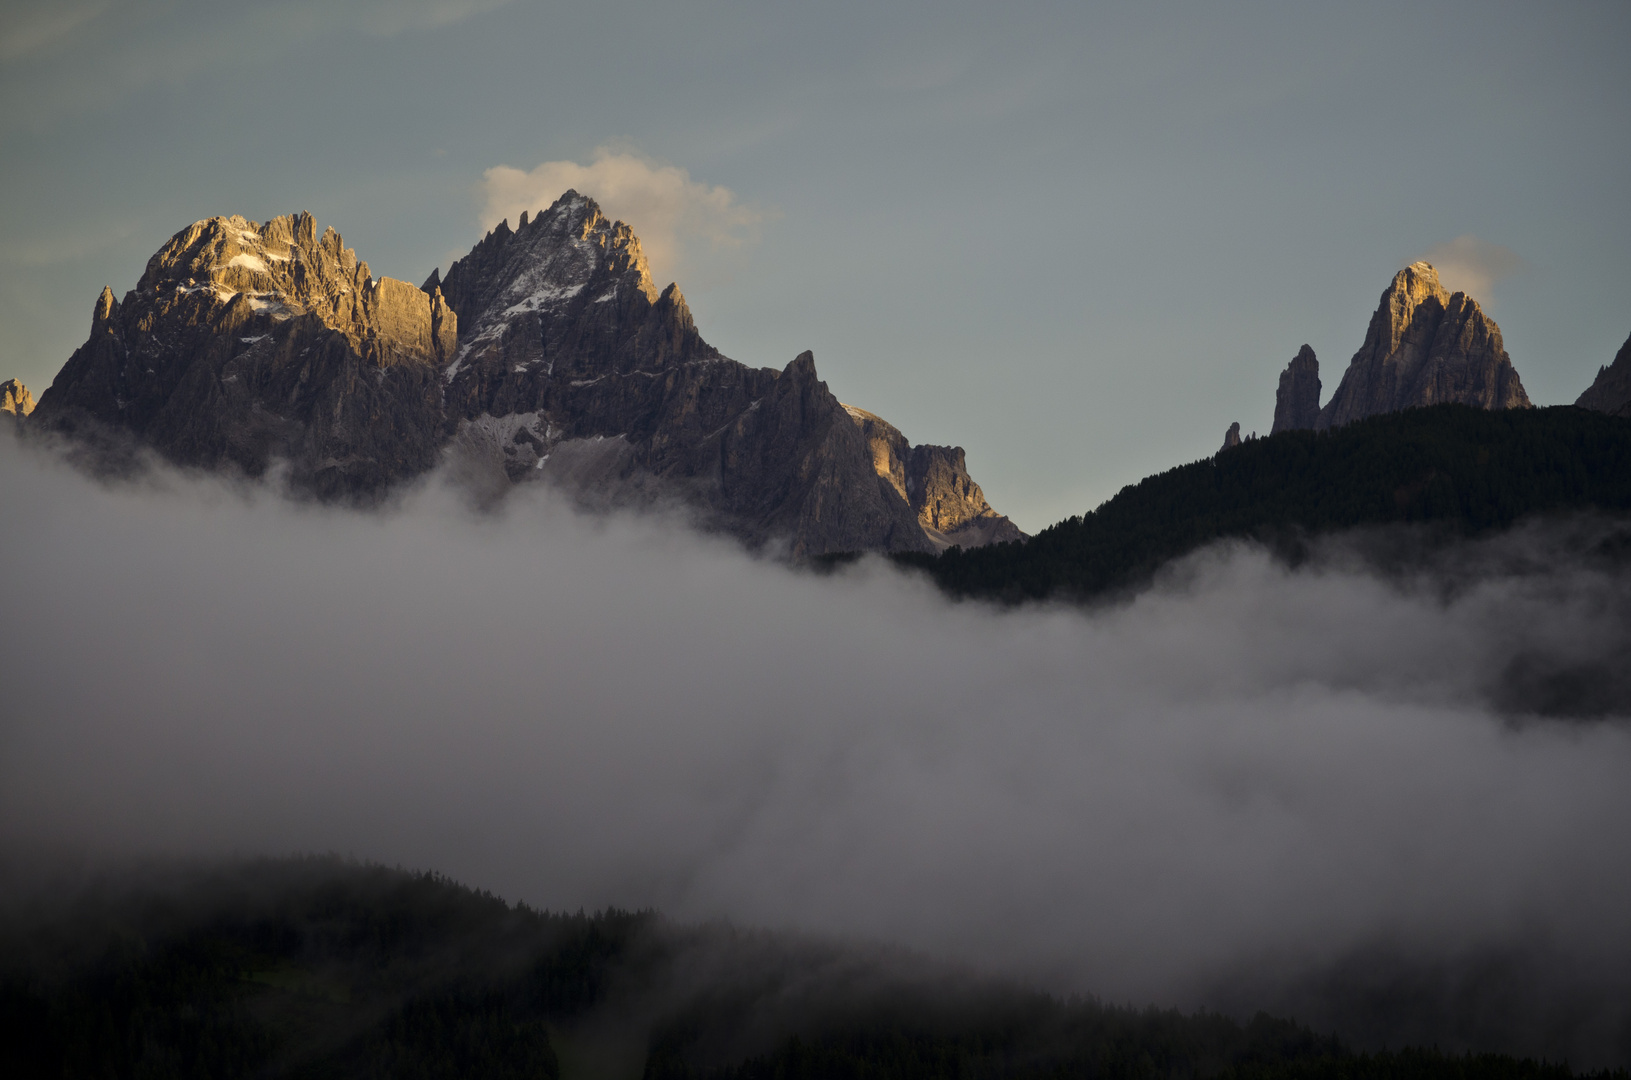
[431,192,1016,554]
[30,212,455,497]
[28,193,1019,555]
[1270,263,1530,433]
[0,379,33,418]
[898,404,1631,609]
[1576,332,1631,417]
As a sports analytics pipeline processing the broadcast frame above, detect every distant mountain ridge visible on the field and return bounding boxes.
[24,192,1021,556]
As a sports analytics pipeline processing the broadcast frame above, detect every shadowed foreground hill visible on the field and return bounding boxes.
[899,405,1631,603]
[1,859,1624,1080]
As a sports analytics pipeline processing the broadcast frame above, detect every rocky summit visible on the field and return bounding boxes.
[1269,262,1530,433]
[1575,332,1631,417]
[32,212,456,496]
[29,192,1021,556]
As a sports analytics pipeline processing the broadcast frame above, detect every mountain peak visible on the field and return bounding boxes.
[30,210,458,496]
[437,191,660,380]
[1315,262,1527,430]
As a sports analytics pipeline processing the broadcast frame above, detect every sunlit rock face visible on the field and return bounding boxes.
[1271,345,1321,433]
[32,213,456,498]
[1315,262,1530,430]
[844,405,1026,550]
[1,379,33,418]
[1575,332,1631,417]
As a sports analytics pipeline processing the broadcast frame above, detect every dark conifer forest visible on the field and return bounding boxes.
[1,859,1625,1080]
[893,406,1631,602]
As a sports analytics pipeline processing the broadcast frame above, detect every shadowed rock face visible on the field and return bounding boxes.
[31,212,456,499]
[1,379,33,418]
[435,192,952,555]
[1316,263,1530,431]
[844,406,1026,550]
[1271,345,1321,433]
[1575,333,1631,417]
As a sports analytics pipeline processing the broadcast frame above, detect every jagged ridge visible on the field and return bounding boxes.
[26,194,1021,556]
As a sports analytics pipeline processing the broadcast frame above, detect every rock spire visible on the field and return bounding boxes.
[1271,345,1321,433]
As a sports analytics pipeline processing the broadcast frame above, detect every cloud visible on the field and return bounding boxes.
[0,1,110,62]
[1417,235,1525,300]
[352,0,516,37]
[0,0,513,131]
[479,148,771,285]
[3,434,1631,1064]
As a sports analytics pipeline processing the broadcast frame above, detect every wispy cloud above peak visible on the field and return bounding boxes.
[352,0,516,37]
[1416,235,1525,301]
[478,147,772,286]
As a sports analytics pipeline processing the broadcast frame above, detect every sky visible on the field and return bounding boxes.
[1,0,1627,531]
[5,432,1631,1064]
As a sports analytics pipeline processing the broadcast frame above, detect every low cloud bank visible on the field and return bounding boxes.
[3,433,1630,1063]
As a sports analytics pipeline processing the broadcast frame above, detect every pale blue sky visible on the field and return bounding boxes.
[2,0,1627,531]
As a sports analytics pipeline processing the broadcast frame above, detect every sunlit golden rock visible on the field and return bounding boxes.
[0,379,34,417]
[1316,262,1530,430]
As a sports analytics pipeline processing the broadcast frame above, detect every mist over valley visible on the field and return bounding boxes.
[4,4,1631,1074]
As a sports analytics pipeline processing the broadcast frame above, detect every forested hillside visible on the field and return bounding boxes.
[1,859,1624,1079]
[897,405,1631,602]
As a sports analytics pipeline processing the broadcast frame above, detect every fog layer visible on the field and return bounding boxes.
[3,433,1630,1061]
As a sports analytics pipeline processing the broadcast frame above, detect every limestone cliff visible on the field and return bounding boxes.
[1220,422,1241,452]
[1270,345,1321,433]
[434,192,954,555]
[843,406,1026,549]
[1,379,34,417]
[31,213,455,498]
[1316,262,1529,430]
[1575,332,1631,417]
